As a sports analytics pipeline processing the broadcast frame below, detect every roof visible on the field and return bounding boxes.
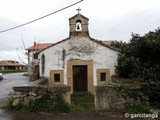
[0,60,25,67]
[26,43,53,51]
[102,41,113,46]
[89,38,119,51]
[69,13,89,20]
[38,37,119,53]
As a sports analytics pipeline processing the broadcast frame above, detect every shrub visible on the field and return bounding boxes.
[15,103,30,112]
[54,88,71,113]
[115,29,160,108]
[124,104,151,114]
[6,98,14,110]
[29,95,54,112]
[7,89,71,113]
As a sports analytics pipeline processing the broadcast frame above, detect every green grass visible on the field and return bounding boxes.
[0,69,27,74]
[71,92,95,110]
[124,104,152,114]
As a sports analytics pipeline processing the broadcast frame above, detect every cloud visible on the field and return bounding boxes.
[89,7,160,41]
[1,1,160,62]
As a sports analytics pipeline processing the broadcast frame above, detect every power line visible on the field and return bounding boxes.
[21,34,26,50]
[0,0,83,34]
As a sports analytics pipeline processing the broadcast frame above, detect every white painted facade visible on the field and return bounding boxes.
[39,36,118,86]
[38,13,118,92]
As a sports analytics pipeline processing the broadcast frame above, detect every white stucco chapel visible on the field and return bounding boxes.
[38,11,118,93]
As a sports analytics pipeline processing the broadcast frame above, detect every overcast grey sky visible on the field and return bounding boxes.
[0,0,160,63]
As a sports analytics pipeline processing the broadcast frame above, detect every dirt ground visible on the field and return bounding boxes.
[0,108,148,120]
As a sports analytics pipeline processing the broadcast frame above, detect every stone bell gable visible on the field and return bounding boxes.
[69,13,89,37]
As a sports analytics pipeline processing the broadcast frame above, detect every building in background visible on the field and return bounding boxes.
[26,42,53,80]
[0,60,26,70]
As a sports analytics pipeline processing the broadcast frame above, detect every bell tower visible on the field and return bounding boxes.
[69,8,89,37]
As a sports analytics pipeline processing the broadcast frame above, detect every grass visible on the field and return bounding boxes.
[124,104,152,114]
[71,92,95,110]
[0,69,27,74]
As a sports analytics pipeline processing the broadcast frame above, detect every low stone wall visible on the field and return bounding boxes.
[10,85,71,107]
[94,84,148,112]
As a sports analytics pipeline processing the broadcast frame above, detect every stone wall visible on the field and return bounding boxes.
[94,84,148,112]
[10,85,71,107]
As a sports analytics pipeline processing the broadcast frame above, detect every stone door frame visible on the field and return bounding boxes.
[67,60,94,93]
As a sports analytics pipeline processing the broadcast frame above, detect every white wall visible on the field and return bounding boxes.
[39,36,118,85]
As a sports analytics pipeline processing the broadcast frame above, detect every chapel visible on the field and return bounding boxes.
[38,9,118,93]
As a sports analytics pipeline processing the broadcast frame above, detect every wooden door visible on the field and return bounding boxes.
[73,65,87,92]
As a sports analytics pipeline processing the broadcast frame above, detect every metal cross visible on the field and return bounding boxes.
[76,7,81,14]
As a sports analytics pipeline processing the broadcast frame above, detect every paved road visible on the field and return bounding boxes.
[0,72,43,106]
[0,73,30,103]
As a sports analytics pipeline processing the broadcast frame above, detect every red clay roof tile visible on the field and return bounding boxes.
[26,43,53,51]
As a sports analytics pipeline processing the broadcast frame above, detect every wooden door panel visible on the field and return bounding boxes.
[73,65,87,92]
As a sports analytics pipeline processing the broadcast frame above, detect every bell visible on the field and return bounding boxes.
[77,24,80,30]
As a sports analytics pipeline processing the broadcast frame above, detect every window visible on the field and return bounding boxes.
[50,70,64,85]
[41,54,45,74]
[54,73,60,82]
[34,53,38,59]
[100,73,106,81]
[97,69,110,84]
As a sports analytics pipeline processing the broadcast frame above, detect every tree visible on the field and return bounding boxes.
[114,28,160,108]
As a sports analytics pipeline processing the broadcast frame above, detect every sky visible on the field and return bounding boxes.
[0,0,160,63]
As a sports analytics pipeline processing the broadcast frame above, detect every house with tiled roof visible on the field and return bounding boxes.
[0,60,26,70]
[26,42,53,80]
[26,42,53,51]
[37,11,119,93]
